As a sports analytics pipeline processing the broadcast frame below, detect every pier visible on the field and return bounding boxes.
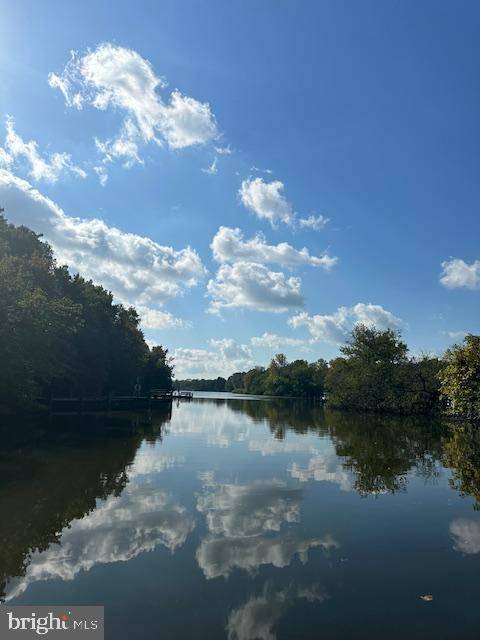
[44,389,195,413]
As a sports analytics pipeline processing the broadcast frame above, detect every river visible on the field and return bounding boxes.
[1,393,479,639]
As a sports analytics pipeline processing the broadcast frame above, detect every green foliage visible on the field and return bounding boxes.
[325,326,441,415]
[174,377,226,392]
[223,355,327,398]
[443,423,480,509]
[225,372,246,392]
[144,346,174,393]
[0,215,171,408]
[438,335,480,419]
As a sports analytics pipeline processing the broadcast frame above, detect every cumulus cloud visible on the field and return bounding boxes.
[0,170,205,321]
[196,534,336,579]
[290,302,404,344]
[1,116,86,183]
[196,480,302,538]
[289,451,353,491]
[352,302,404,330]
[210,338,252,363]
[48,43,218,168]
[226,584,326,640]
[5,485,195,600]
[450,519,480,554]
[211,227,337,269]
[173,339,253,379]
[207,262,304,314]
[138,307,191,330]
[440,258,480,290]
[239,177,329,231]
[250,333,306,349]
[289,307,350,345]
[239,178,294,227]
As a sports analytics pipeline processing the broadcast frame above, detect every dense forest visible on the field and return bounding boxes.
[0,215,173,409]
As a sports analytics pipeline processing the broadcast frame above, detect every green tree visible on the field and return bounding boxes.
[143,346,174,393]
[226,372,246,392]
[0,218,82,405]
[438,335,480,419]
[326,325,409,413]
[243,367,268,395]
[0,214,172,407]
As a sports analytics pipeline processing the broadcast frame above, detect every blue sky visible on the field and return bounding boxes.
[0,0,479,378]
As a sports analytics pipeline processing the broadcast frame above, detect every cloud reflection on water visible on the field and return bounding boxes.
[6,484,195,600]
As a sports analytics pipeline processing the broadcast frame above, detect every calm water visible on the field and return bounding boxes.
[1,394,479,639]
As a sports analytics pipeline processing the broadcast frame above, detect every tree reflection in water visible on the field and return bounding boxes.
[1,397,480,612]
[443,422,480,510]
[0,408,171,601]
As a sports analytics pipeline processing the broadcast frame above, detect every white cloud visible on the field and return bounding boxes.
[239,177,329,231]
[138,307,191,330]
[440,258,480,290]
[47,60,84,108]
[290,302,403,344]
[196,480,302,538]
[94,119,143,167]
[5,485,195,600]
[248,438,319,457]
[2,116,86,183]
[450,519,480,554]
[250,333,306,349]
[239,177,294,227]
[210,338,252,363]
[215,145,232,155]
[94,165,108,186]
[196,534,336,579]
[0,169,206,315]
[128,450,185,478]
[170,402,254,446]
[49,43,218,166]
[211,227,337,269]
[0,146,12,167]
[288,451,353,491]
[207,262,304,314]
[173,339,253,379]
[226,584,326,640]
[289,307,350,345]
[163,90,218,149]
[297,215,329,231]
[352,302,404,330]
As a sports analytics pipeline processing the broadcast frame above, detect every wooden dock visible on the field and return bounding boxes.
[172,390,194,399]
[48,393,171,413]
[47,389,193,413]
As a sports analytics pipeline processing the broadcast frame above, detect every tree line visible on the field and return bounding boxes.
[2,214,479,420]
[178,326,480,420]
[0,215,173,409]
